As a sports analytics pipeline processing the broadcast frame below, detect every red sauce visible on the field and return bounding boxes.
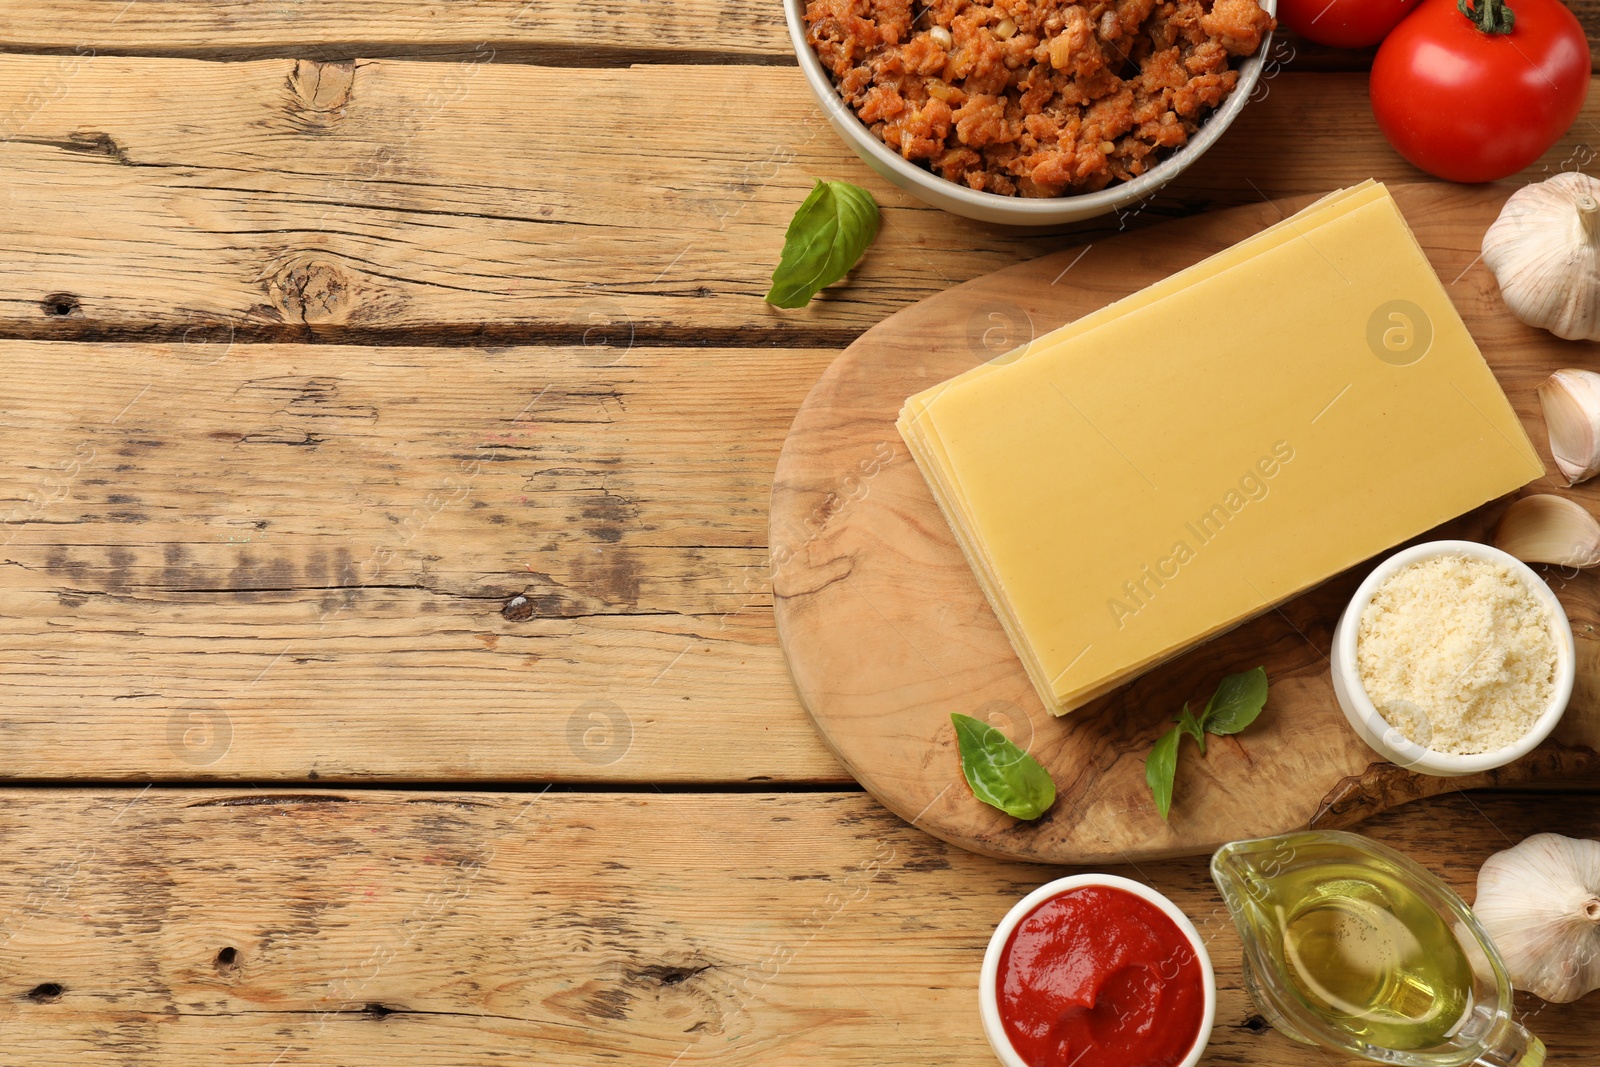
[997,885,1205,1067]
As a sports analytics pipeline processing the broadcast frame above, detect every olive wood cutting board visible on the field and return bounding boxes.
[770,182,1600,865]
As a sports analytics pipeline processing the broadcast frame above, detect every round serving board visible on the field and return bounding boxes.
[771,183,1600,865]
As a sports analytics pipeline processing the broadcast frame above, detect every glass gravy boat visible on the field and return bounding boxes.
[1211,831,1544,1067]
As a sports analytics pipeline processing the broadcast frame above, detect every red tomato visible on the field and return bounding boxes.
[1277,0,1420,48]
[1370,0,1591,183]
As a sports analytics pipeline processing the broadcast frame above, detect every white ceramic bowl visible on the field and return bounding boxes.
[1330,539,1575,778]
[781,0,1276,225]
[979,874,1215,1067]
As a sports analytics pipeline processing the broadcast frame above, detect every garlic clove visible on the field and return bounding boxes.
[1482,172,1600,342]
[1492,494,1600,568]
[1538,369,1600,485]
[1475,833,1600,1003]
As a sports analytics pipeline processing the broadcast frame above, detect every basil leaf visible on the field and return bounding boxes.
[764,179,880,309]
[1145,726,1181,821]
[951,712,1056,820]
[1202,666,1269,736]
[1146,668,1271,820]
[1175,703,1207,755]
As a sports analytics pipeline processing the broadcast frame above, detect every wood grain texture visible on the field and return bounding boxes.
[773,183,1600,865]
[0,57,1597,344]
[1311,744,1600,829]
[0,340,843,782]
[0,786,1593,1065]
[1,1,1596,72]
[0,0,789,62]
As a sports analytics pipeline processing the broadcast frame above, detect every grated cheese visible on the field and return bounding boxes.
[1356,555,1557,756]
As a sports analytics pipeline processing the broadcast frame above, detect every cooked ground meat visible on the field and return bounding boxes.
[805,0,1275,196]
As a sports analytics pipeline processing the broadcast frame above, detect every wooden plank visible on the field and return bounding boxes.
[0,0,790,62]
[0,787,1593,1064]
[0,340,843,782]
[0,58,1597,343]
[1,1,1596,72]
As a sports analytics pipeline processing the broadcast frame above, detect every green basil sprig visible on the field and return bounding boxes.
[951,712,1056,820]
[1145,667,1268,820]
[764,179,880,309]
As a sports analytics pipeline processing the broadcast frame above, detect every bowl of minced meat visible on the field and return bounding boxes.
[786,0,1277,224]
[1329,540,1575,778]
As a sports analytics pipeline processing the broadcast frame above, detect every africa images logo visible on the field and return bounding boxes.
[1106,441,1295,629]
[1366,299,1433,367]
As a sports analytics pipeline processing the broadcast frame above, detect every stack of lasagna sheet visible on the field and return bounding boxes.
[897,182,1542,717]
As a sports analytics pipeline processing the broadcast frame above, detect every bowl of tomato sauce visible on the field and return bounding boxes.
[980,874,1215,1067]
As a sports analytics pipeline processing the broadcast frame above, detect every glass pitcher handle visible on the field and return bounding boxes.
[1474,1021,1546,1067]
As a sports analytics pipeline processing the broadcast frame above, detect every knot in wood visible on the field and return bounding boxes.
[285,60,355,130]
[268,257,353,325]
[40,292,81,318]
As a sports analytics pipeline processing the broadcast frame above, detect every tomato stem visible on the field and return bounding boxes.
[1457,0,1515,34]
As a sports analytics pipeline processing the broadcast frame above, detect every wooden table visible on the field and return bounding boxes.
[1,3,1597,1063]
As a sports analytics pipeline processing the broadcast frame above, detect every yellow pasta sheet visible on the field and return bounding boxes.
[898,184,1542,715]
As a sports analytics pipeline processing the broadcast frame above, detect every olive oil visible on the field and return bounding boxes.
[1268,863,1473,1050]
[1214,831,1548,1067]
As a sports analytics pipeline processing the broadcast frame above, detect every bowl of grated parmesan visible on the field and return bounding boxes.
[1330,540,1574,777]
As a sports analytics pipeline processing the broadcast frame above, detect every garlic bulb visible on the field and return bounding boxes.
[1539,369,1600,485]
[1493,494,1600,568]
[1482,172,1600,341]
[1476,833,1600,1003]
